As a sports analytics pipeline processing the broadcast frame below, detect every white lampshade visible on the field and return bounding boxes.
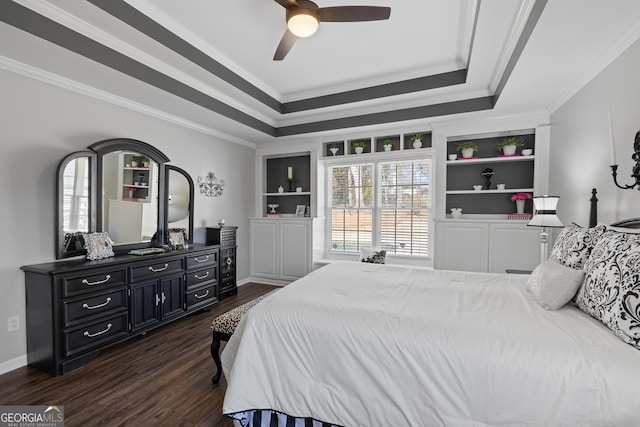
[287,11,319,37]
[528,196,564,228]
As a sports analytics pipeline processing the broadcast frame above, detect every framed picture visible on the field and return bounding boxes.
[168,230,186,249]
[295,205,306,217]
[83,232,115,260]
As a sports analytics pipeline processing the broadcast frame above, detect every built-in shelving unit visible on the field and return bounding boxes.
[322,131,432,158]
[445,130,536,216]
[262,154,311,217]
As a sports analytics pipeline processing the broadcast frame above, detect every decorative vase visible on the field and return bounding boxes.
[384,145,392,152]
[128,190,133,198]
[355,147,364,154]
[516,199,525,214]
[278,185,284,193]
[330,147,339,156]
[413,140,422,149]
[461,148,474,158]
[503,145,517,156]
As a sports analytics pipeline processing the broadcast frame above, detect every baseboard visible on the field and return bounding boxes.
[245,277,289,287]
[0,354,27,375]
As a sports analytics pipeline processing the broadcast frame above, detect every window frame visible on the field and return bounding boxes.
[324,150,435,263]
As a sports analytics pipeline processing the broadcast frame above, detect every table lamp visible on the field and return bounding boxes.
[527,195,564,263]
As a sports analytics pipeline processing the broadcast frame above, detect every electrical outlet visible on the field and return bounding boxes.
[7,315,19,332]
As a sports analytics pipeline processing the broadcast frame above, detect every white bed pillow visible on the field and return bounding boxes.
[527,260,585,310]
[549,223,607,270]
[577,230,640,350]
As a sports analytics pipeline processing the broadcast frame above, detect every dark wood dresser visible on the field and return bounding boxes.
[206,226,237,298]
[21,244,219,376]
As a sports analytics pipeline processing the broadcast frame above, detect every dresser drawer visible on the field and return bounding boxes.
[220,234,236,247]
[186,283,217,309]
[186,251,217,270]
[130,258,183,282]
[63,288,128,327]
[61,268,127,297]
[186,265,217,289]
[64,313,128,357]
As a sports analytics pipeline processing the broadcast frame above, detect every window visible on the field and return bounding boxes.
[328,157,431,257]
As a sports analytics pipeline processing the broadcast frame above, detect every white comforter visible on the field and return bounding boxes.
[222,262,640,427]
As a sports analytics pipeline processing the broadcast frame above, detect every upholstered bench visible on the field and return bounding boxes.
[210,289,278,383]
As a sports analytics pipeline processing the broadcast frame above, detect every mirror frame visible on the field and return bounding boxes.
[165,165,195,244]
[56,150,97,259]
[89,138,170,255]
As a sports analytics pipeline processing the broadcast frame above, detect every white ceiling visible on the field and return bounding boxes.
[2,0,640,145]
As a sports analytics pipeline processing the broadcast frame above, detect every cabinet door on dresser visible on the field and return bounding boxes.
[160,273,186,320]
[130,281,161,331]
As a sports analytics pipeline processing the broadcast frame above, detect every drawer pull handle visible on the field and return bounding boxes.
[195,290,209,299]
[83,297,112,310]
[148,263,169,272]
[83,323,112,338]
[194,272,209,280]
[82,275,111,286]
[194,256,209,263]
[226,257,233,267]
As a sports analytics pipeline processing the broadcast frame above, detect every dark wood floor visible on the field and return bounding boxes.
[0,283,279,427]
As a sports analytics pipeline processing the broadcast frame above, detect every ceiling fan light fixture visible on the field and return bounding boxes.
[287,9,319,37]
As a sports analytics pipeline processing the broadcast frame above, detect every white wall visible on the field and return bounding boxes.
[550,38,640,226]
[0,67,255,372]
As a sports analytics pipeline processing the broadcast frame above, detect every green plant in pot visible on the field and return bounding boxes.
[497,137,524,156]
[383,139,393,151]
[352,141,366,154]
[411,133,423,149]
[457,141,478,158]
[329,143,339,156]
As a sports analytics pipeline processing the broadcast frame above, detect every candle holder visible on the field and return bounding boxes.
[610,130,640,190]
[286,178,295,192]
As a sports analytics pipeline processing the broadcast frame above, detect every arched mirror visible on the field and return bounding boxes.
[56,151,96,258]
[91,138,169,253]
[166,165,194,244]
[56,138,174,258]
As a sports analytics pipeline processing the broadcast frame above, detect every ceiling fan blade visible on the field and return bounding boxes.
[318,6,390,22]
[273,29,298,60]
[274,0,297,8]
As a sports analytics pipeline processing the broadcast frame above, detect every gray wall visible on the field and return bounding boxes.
[550,38,640,226]
[0,67,255,371]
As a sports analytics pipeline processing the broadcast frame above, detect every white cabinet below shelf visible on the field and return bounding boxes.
[434,220,540,273]
[249,218,322,283]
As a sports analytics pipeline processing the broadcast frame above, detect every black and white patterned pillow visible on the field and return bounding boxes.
[549,223,607,270]
[576,230,640,350]
[360,250,386,264]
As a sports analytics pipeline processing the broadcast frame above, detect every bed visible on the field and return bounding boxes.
[221,210,640,426]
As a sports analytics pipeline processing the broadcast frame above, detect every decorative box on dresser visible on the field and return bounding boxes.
[21,244,219,376]
[206,226,237,298]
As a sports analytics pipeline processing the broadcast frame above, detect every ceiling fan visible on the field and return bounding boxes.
[273,0,391,60]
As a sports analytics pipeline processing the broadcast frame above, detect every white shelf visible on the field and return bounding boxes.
[447,155,534,165]
[446,188,534,195]
[264,192,311,196]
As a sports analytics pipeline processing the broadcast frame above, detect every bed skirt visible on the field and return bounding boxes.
[228,410,341,427]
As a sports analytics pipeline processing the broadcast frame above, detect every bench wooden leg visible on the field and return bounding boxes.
[211,331,231,384]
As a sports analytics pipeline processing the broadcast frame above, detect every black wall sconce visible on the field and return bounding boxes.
[610,130,640,190]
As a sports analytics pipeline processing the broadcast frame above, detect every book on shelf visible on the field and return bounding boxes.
[266,213,281,217]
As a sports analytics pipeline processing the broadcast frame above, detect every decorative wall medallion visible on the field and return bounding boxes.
[197,172,225,197]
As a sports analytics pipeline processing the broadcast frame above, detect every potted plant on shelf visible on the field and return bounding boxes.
[411,133,423,149]
[383,139,393,152]
[352,141,366,154]
[457,141,478,159]
[510,192,532,214]
[329,143,339,156]
[497,137,525,156]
